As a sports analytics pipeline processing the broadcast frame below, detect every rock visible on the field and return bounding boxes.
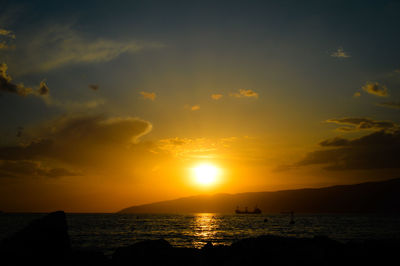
[0,211,71,264]
[113,239,172,265]
[68,248,109,266]
[225,235,344,266]
[113,239,201,266]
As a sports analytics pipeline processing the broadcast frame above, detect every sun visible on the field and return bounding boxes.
[192,163,220,186]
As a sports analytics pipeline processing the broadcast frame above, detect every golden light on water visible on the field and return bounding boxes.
[192,163,221,187]
[192,213,218,248]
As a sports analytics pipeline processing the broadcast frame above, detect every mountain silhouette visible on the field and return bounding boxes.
[119,178,400,214]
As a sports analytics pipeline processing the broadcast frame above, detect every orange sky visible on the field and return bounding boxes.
[1,1,400,212]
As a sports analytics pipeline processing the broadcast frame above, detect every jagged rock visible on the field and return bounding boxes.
[0,211,70,264]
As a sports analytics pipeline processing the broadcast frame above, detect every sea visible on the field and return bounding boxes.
[1,213,400,256]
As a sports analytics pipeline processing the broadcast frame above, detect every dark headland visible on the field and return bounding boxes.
[119,178,400,214]
[1,210,400,265]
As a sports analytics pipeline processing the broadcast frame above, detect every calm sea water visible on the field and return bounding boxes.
[1,213,400,256]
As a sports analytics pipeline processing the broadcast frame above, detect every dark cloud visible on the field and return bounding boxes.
[0,139,53,161]
[89,84,99,91]
[38,80,50,95]
[319,137,350,147]
[295,130,400,171]
[0,114,153,176]
[0,160,77,179]
[0,63,32,96]
[0,63,49,97]
[378,101,400,110]
[326,117,397,132]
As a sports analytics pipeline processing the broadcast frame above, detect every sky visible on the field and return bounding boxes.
[0,0,399,212]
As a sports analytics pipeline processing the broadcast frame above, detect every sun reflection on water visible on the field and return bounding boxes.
[192,213,219,248]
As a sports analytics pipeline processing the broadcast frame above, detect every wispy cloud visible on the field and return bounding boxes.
[211,93,223,100]
[230,89,259,98]
[361,81,388,97]
[12,24,163,74]
[325,117,398,132]
[331,47,350,58]
[377,101,400,110]
[43,97,106,110]
[140,91,156,101]
[184,104,200,111]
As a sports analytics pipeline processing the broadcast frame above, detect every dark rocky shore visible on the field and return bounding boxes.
[1,211,399,266]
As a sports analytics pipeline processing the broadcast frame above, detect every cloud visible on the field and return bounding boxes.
[0,41,15,50]
[319,137,350,147]
[377,101,400,110]
[294,129,400,171]
[140,91,156,101]
[326,117,397,132]
[184,104,200,111]
[0,27,16,52]
[191,105,200,111]
[331,47,350,58]
[0,28,15,39]
[13,24,163,74]
[361,82,388,97]
[211,94,223,100]
[157,137,220,159]
[0,63,107,111]
[0,160,77,179]
[230,89,259,98]
[89,84,99,91]
[0,114,153,178]
[42,97,106,110]
[0,62,40,96]
[38,80,50,95]
[0,28,15,50]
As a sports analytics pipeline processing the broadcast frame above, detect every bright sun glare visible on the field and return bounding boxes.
[192,163,220,186]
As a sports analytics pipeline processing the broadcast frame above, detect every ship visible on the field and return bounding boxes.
[235,206,262,214]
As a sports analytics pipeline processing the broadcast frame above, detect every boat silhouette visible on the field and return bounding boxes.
[235,206,262,214]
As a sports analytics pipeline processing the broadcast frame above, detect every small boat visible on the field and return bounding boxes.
[235,206,262,214]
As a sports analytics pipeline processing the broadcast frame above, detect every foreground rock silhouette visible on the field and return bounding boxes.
[0,211,106,265]
[1,211,70,264]
[1,211,399,265]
